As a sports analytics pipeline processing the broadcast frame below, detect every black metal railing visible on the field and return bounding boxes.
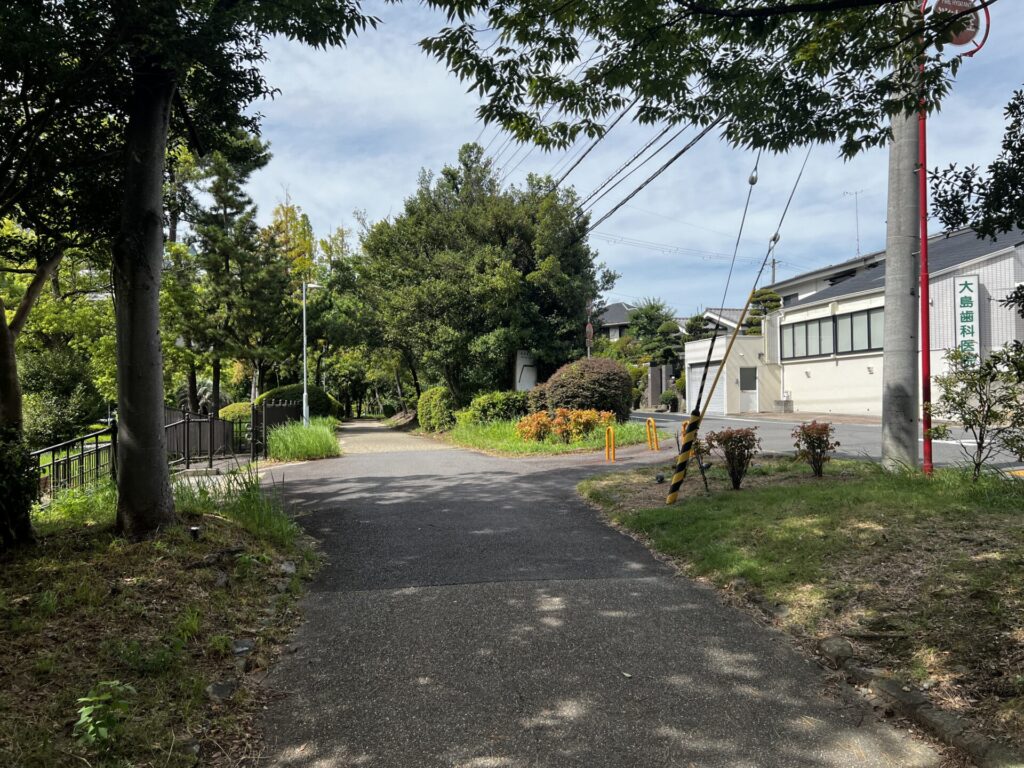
[30,399,303,502]
[31,427,117,502]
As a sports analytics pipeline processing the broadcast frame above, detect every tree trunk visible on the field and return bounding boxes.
[394,368,406,413]
[112,62,177,539]
[186,359,199,414]
[403,351,421,398]
[211,358,221,419]
[0,299,22,435]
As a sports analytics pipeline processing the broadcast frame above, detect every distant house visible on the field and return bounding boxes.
[682,228,1024,416]
[596,301,636,341]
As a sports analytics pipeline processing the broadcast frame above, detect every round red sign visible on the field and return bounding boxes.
[933,0,981,47]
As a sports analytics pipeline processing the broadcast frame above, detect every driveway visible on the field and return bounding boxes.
[259,421,943,768]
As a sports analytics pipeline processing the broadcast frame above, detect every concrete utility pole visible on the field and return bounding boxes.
[881,108,921,471]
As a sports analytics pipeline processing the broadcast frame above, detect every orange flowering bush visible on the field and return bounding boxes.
[515,411,554,441]
[515,409,615,443]
[550,408,616,443]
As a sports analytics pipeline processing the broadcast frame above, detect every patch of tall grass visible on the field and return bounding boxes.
[174,470,300,548]
[446,419,658,455]
[267,417,341,462]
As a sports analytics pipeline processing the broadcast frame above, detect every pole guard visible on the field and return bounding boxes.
[645,417,659,451]
[666,413,701,504]
[605,425,616,462]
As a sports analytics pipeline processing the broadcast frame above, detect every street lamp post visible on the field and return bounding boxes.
[302,281,322,426]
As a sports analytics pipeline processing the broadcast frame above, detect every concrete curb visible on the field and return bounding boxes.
[846,665,1024,768]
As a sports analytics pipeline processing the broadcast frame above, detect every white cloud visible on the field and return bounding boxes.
[246,4,1024,315]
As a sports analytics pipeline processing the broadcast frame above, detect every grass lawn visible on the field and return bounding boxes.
[267,417,341,462]
[0,472,317,767]
[439,418,665,456]
[579,458,1024,748]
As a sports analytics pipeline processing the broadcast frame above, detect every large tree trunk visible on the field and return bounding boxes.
[211,358,221,419]
[186,359,199,413]
[112,62,177,538]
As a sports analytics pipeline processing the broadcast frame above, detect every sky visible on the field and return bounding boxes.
[247,1,1023,318]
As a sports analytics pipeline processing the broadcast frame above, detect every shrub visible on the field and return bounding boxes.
[255,384,341,419]
[218,402,252,422]
[527,382,549,414]
[659,390,679,411]
[74,680,136,749]
[550,408,615,443]
[417,386,456,432]
[792,421,840,477]
[705,427,761,490]
[267,417,340,461]
[515,411,554,441]
[464,390,530,424]
[546,357,633,422]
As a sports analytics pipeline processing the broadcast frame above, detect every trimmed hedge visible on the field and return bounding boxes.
[255,384,342,418]
[527,382,548,414]
[417,387,456,432]
[463,390,530,424]
[660,390,679,411]
[218,402,253,422]
[546,357,633,422]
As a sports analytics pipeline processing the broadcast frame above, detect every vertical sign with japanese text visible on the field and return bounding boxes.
[955,275,981,361]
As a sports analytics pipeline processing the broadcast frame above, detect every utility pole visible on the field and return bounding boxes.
[844,190,864,256]
[770,256,777,284]
[881,103,921,471]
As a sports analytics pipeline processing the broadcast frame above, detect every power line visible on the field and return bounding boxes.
[584,117,724,234]
[579,124,688,214]
[578,124,673,208]
[554,97,638,188]
[590,232,758,263]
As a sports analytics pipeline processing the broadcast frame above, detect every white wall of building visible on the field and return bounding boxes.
[768,247,1023,416]
[684,336,776,414]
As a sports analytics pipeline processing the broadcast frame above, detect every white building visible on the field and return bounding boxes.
[683,229,1024,416]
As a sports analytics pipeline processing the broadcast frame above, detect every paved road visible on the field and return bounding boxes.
[260,422,942,768]
[634,411,1020,470]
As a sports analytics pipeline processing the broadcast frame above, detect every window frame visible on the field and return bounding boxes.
[780,307,884,361]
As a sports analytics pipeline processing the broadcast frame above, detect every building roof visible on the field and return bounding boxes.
[597,301,635,326]
[785,229,1024,309]
[703,307,744,328]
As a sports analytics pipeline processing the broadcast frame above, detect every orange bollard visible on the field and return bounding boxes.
[645,417,659,451]
[605,425,616,462]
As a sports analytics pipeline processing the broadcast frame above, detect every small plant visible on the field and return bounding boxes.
[74,680,136,749]
[174,605,202,643]
[207,634,233,657]
[930,346,1024,480]
[515,411,554,441]
[659,390,679,411]
[792,421,840,477]
[705,427,761,490]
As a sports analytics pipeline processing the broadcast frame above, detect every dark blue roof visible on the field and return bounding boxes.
[787,229,1024,308]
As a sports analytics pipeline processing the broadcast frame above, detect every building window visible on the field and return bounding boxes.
[780,307,883,360]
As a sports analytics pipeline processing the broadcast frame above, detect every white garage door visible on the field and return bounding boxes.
[687,363,725,415]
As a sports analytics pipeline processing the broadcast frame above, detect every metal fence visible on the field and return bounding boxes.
[164,406,245,469]
[31,427,117,501]
[250,400,302,459]
[30,399,303,502]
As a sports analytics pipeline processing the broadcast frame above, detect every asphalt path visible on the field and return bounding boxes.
[634,411,1021,470]
[260,422,942,768]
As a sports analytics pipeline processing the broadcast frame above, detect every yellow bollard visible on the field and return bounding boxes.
[645,417,659,451]
[605,425,616,462]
